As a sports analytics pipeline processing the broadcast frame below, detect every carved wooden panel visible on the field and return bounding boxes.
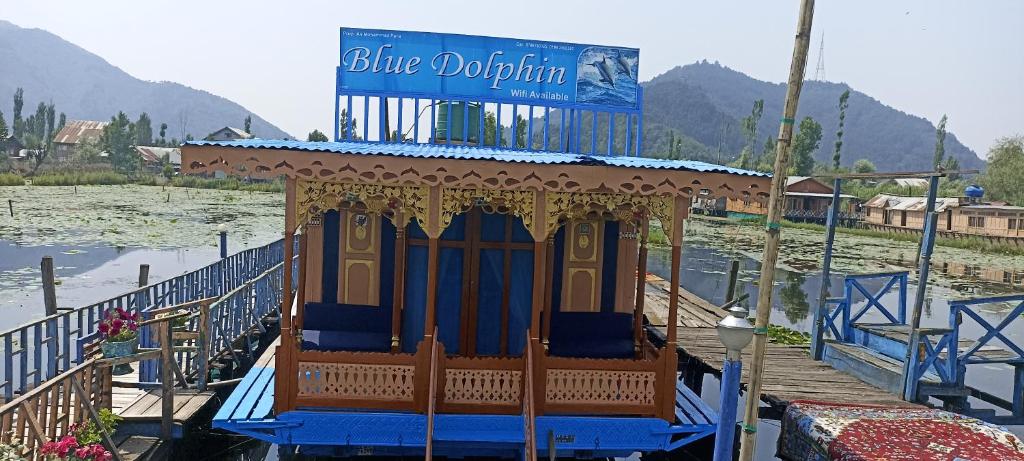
[614,221,639,313]
[544,368,656,406]
[443,368,523,405]
[561,220,602,312]
[337,210,380,306]
[303,217,324,303]
[296,362,415,401]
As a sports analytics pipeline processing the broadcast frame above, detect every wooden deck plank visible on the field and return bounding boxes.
[230,366,275,421]
[645,276,917,410]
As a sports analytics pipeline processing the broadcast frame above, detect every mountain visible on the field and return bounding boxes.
[641,62,984,170]
[0,20,290,142]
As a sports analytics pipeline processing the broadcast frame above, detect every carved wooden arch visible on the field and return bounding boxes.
[294,180,432,230]
[439,188,538,240]
[544,192,676,241]
[182,146,772,204]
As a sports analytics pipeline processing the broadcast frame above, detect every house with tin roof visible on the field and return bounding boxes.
[204,126,253,142]
[864,191,1024,240]
[52,120,108,162]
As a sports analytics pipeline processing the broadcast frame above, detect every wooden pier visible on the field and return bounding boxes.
[643,275,913,414]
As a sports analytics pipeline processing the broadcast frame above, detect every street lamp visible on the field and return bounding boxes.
[714,305,755,461]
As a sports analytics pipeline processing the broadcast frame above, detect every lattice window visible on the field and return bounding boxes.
[296,362,416,401]
[544,369,656,406]
[443,368,522,405]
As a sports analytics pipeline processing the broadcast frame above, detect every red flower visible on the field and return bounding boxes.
[75,446,92,459]
[111,318,123,329]
[40,441,60,455]
[116,307,127,317]
[98,323,109,334]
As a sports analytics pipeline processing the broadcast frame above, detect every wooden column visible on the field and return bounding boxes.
[392,212,407,352]
[295,230,308,331]
[662,199,685,421]
[633,219,649,357]
[423,236,440,338]
[275,176,297,415]
[541,237,555,349]
[530,241,546,339]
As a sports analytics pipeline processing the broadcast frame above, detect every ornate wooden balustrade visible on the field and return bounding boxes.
[285,336,670,420]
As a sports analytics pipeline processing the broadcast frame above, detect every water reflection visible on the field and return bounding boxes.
[779,273,810,324]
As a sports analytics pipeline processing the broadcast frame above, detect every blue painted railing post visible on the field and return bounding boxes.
[714,358,743,461]
[714,306,754,461]
[812,178,842,360]
[219,226,228,260]
[902,175,941,401]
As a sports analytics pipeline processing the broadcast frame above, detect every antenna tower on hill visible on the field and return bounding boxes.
[813,31,826,81]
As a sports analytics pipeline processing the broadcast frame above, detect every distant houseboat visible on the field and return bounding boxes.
[708,176,857,224]
[864,189,1024,242]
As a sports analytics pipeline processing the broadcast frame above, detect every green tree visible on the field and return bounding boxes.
[853,158,876,174]
[0,111,7,140]
[979,136,1024,205]
[72,138,105,164]
[515,114,527,148]
[933,114,947,168]
[32,102,46,140]
[943,156,961,180]
[738,100,764,169]
[483,111,505,147]
[101,112,138,174]
[159,123,168,146]
[755,135,776,172]
[44,104,55,151]
[243,115,252,134]
[135,112,153,146]
[12,88,23,138]
[57,113,66,134]
[790,117,823,175]
[338,109,359,140]
[306,129,329,142]
[833,90,850,170]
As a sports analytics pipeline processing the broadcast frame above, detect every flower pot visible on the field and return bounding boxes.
[101,337,139,375]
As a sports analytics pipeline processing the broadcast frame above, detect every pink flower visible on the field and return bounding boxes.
[40,441,59,455]
[116,307,127,317]
[75,446,92,459]
[98,323,109,334]
[111,318,123,329]
[132,313,141,322]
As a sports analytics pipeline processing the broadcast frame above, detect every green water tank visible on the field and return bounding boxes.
[435,102,481,144]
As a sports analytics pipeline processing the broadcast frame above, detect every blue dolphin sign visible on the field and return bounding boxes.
[339,28,640,109]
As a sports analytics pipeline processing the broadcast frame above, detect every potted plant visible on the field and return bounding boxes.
[97,308,140,375]
[40,434,112,461]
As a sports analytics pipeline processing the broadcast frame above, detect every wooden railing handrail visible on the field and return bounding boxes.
[0,359,98,414]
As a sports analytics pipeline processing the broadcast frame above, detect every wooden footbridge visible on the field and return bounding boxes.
[642,274,911,416]
[0,238,294,460]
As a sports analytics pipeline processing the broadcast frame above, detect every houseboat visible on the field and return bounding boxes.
[864,186,1024,242]
[183,28,770,459]
[712,176,858,225]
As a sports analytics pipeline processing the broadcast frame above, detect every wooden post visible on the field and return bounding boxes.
[392,214,407,352]
[738,0,816,458]
[197,302,211,391]
[725,259,740,303]
[901,175,941,400]
[275,177,297,415]
[41,256,58,316]
[811,178,842,360]
[7,199,12,217]
[633,220,649,357]
[530,241,546,339]
[160,319,174,441]
[295,231,308,331]
[541,238,555,348]
[138,264,150,288]
[423,237,440,338]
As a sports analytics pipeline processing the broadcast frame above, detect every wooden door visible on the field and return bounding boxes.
[560,220,604,312]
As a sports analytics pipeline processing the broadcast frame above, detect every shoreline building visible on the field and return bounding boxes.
[864,187,1024,242]
[52,120,108,162]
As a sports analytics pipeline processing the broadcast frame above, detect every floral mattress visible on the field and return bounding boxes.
[779,400,1024,461]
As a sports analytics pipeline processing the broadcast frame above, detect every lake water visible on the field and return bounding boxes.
[1,187,1020,460]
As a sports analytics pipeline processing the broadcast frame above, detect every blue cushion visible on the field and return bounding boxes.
[548,311,635,359]
[301,302,392,352]
[301,330,391,352]
[303,302,391,332]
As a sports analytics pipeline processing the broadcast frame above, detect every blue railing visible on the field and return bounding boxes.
[907,294,1024,419]
[820,272,909,342]
[334,91,644,156]
[0,238,286,400]
[140,254,298,387]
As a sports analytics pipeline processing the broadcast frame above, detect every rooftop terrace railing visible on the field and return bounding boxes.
[0,238,286,401]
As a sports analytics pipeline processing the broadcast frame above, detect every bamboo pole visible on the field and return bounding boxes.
[737,1,816,459]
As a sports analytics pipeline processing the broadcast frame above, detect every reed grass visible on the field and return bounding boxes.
[0,173,25,186]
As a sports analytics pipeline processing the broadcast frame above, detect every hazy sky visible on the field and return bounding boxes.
[2,0,1021,156]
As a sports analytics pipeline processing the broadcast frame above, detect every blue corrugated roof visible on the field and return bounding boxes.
[186,139,770,177]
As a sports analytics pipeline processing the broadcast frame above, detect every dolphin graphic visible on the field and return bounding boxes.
[614,52,632,79]
[590,56,615,87]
